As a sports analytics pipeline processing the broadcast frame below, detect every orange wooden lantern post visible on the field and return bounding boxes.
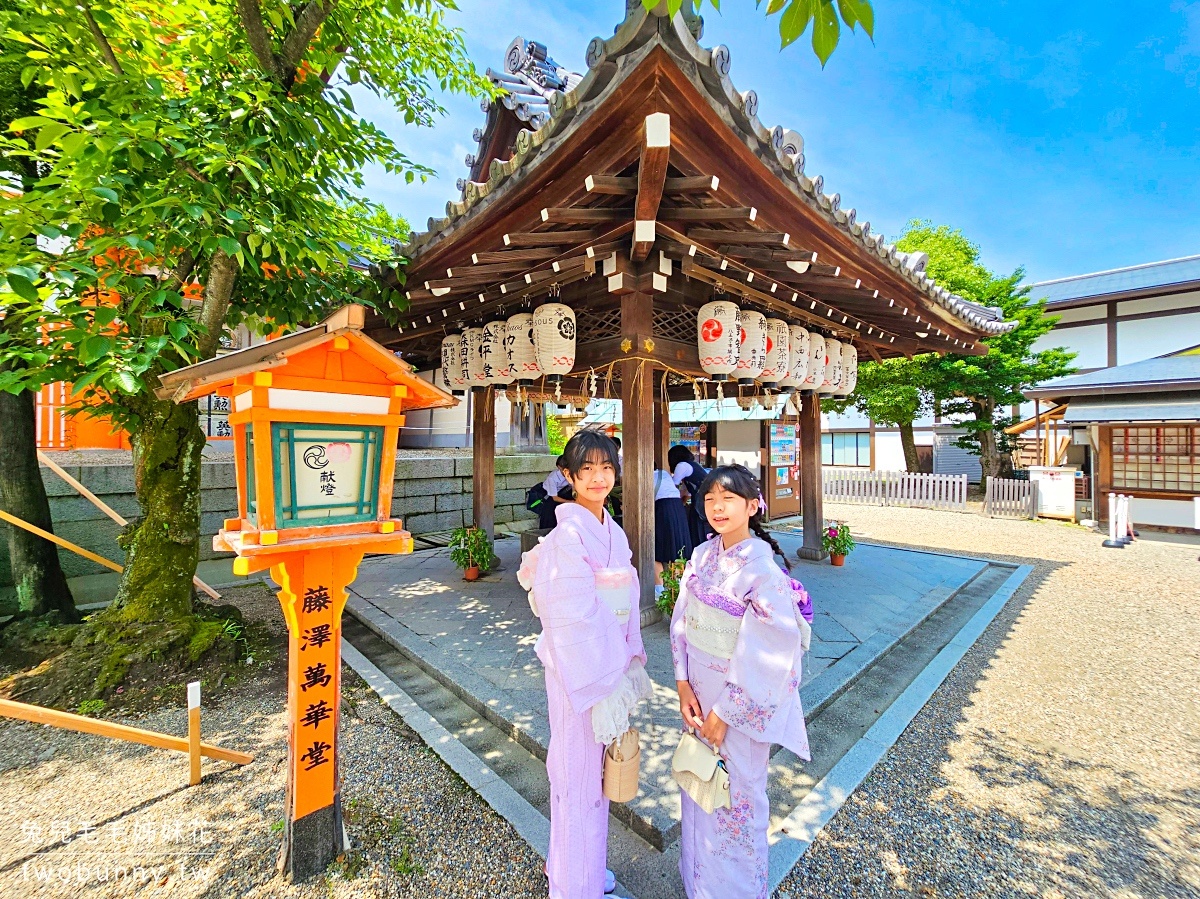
[157,305,456,880]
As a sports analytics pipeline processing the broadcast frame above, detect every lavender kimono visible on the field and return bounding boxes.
[670,536,810,899]
[525,503,649,899]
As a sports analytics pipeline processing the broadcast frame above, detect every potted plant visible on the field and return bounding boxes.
[656,554,688,617]
[821,521,855,566]
[450,526,493,581]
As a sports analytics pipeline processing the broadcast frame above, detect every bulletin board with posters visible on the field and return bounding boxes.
[763,423,801,519]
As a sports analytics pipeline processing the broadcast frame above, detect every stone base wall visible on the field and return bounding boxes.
[0,453,556,608]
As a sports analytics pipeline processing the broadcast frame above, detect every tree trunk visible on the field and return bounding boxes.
[898,420,920,473]
[975,399,1003,483]
[109,396,206,622]
[0,385,79,620]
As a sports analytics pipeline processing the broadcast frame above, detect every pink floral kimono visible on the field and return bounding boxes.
[520,502,651,899]
[670,535,811,899]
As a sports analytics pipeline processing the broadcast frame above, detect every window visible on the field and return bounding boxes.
[822,432,871,467]
[1111,426,1200,494]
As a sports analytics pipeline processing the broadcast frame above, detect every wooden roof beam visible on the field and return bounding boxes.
[688,229,789,247]
[633,112,671,262]
[503,229,599,246]
[471,248,558,265]
[541,206,630,224]
[585,173,719,197]
[722,247,818,265]
[661,206,757,223]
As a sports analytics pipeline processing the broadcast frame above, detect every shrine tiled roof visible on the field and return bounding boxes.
[401,1,1015,338]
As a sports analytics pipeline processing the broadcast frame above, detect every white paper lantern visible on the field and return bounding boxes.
[464,327,487,389]
[759,318,790,387]
[778,325,810,391]
[505,312,541,385]
[802,332,826,391]
[441,334,467,394]
[483,320,514,386]
[456,331,473,392]
[820,338,844,394]
[734,309,767,385]
[532,303,576,383]
[837,343,859,396]
[696,300,740,382]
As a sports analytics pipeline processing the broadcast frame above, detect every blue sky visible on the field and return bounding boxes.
[351,0,1200,285]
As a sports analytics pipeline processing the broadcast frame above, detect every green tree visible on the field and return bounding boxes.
[896,221,1076,480]
[646,0,875,64]
[0,0,486,630]
[824,356,930,472]
[0,0,77,621]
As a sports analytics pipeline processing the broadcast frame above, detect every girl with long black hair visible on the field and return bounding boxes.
[669,464,811,899]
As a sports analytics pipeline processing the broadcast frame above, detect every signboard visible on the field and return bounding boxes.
[670,425,707,462]
[769,424,797,466]
[1028,466,1077,520]
[274,424,383,527]
[203,394,232,439]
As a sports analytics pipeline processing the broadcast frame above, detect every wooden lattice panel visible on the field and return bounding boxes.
[576,307,623,340]
[653,308,696,343]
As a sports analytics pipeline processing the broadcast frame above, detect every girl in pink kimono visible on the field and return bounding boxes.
[519,429,651,899]
[670,464,812,899]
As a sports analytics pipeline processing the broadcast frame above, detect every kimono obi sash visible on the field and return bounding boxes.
[595,567,633,623]
[684,575,745,659]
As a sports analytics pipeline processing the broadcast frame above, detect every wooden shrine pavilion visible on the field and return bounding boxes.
[367,2,1017,608]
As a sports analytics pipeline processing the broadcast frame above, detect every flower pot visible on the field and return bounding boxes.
[829,553,846,567]
[464,566,480,581]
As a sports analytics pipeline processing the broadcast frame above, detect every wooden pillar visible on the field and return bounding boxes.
[655,391,671,469]
[621,289,656,612]
[797,392,826,561]
[472,387,496,541]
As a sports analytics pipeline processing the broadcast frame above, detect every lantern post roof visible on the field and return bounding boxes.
[156,304,458,411]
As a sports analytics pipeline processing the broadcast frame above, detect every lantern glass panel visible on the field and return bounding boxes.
[272,423,382,527]
[244,426,257,525]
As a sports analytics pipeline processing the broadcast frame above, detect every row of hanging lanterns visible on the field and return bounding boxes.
[439,303,577,394]
[696,300,858,397]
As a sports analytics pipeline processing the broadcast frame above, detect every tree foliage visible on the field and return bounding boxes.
[0,0,487,415]
[0,0,488,625]
[896,221,1076,478]
[644,0,874,65]
[823,356,931,470]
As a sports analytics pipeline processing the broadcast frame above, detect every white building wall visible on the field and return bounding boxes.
[399,369,512,448]
[1034,322,1108,369]
[1130,497,1197,530]
[874,432,906,471]
[1117,290,1200,316]
[1116,313,1200,364]
[715,419,761,471]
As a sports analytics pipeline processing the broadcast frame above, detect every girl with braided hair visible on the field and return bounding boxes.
[669,464,811,899]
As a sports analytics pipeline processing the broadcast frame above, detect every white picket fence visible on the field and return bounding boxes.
[984,476,1039,519]
[823,468,969,511]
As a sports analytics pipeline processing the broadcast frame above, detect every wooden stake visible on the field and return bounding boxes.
[0,509,123,573]
[188,681,202,786]
[36,450,221,600]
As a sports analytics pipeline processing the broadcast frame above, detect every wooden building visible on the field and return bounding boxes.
[367,4,1017,608]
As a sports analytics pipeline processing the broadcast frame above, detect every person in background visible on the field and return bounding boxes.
[612,436,623,476]
[538,455,573,529]
[669,444,710,546]
[653,464,694,594]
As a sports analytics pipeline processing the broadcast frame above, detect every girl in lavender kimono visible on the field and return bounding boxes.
[670,464,812,899]
[519,429,652,899]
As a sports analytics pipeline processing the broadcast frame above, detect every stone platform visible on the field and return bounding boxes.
[345,530,990,848]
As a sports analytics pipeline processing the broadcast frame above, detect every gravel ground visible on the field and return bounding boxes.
[0,584,545,898]
[777,505,1200,899]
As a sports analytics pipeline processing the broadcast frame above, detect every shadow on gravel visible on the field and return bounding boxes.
[777,558,1200,899]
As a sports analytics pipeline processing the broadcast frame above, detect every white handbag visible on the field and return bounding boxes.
[671,730,731,814]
